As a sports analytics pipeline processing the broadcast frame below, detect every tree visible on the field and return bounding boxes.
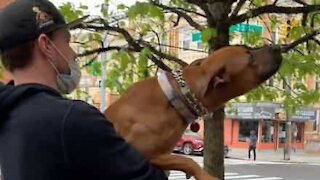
[59,0,320,179]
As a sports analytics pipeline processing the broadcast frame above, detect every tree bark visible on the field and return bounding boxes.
[204,108,225,180]
[204,1,231,180]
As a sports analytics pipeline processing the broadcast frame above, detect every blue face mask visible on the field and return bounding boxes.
[56,59,81,94]
[47,39,81,94]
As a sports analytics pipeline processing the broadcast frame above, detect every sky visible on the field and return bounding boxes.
[50,0,136,15]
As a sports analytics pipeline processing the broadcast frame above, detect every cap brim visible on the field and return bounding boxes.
[67,15,90,30]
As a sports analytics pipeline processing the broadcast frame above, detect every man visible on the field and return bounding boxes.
[0,0,167,179]
[248,130,257,161]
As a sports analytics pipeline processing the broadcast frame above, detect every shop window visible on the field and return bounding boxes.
[279,122,303,144]
[261,121,275,143]
[292,122,303,143]
[238,121,258,142]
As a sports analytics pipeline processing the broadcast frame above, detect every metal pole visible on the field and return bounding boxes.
[99,3,109,112]
[100,34,108,112]
[284,77,292,160]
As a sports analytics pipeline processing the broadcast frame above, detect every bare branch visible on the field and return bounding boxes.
[312,37,320,46]
[139,40,188,67]
[292,0,308,6]
[185,0,211,18]
[150,55,172,71]
[280,28,320,53]
[230,0,247,18]
[230,4,320,25]
[77,46,129,57]
[76,18,187,68]
[173,15,181,27]
[272,0,279,5]
[174,6,207,17]
[151,1,204,30]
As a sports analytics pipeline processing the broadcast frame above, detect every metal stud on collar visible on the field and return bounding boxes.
[172,70,209,117]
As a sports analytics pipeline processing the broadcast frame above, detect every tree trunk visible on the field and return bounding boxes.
[204,108,225,180]
[204,1,232,180]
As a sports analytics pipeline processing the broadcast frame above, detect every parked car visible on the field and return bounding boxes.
[174,130,204,155]
[174,130,231,157]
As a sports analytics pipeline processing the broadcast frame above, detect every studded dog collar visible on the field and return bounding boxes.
[157,69,208,124]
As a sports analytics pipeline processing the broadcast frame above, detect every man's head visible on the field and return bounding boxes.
[0,0,85,93]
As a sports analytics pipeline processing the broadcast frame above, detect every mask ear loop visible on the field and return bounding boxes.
[47,58,60,75]
[46,38,73,65]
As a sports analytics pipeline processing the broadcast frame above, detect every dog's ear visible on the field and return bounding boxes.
[200,66,230,98]
[189,58,205,66]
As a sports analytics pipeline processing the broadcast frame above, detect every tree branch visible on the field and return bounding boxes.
[292,0,308,6]
[139,40,188,67]
[280,28,320,53]
[272,0,279,5]
[151,1,204,30]
[230,4,320,25]
[230,0,247,18]
[77,18,187,69]
[77,46,130,57]
[185,0,211,19]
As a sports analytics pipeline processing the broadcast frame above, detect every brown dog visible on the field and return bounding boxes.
[104,45,282,180]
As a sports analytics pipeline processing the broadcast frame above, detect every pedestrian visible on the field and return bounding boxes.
[0,0,167,179]
[248,130,257,161]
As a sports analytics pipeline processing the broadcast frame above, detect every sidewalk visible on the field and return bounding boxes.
[227,148,320,164]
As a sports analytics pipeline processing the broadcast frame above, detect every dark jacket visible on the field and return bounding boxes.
[0,82,167,180]
[249,130,257,148]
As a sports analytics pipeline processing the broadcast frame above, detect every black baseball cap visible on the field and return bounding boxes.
[0,0,88,51]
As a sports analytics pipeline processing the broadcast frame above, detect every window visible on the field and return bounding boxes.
[312,114,319,132]
[181,26,190,51]
[261,121,275,143]
[183,40,190,50]
[292,122,303,143]
[238,121,258,142]
[197,42,203,50]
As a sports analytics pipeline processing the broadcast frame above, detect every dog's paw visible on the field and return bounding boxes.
[185,173,192,179]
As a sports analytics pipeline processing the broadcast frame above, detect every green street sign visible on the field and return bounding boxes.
[192,32,201,42]
[230,23,263,34]
[191,23,263,42]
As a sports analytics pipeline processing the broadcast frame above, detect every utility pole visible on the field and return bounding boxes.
[284,77,292,160]
[99,34,108,112]
[99,2,109,112]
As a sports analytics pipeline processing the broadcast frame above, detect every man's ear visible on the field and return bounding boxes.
[200,66,230,98]
[37,34,51,57]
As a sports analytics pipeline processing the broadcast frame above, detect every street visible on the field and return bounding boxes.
[169,155,320,180]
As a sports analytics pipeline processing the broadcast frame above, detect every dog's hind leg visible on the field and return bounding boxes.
[150,154,218,180]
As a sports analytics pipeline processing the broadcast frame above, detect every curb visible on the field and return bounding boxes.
[227,156,320,165]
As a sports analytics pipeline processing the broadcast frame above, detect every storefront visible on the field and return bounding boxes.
[224,103,318,150]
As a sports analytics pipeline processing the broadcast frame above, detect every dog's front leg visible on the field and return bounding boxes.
[150,154,218,180]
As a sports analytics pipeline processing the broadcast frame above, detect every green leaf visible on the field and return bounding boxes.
[117,4,127,10]
[128,5,139,19]
[149,5,164,20]
[118,50,130,70]
[201,28,217,43]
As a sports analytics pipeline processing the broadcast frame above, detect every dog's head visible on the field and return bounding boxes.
[183,45,282,111]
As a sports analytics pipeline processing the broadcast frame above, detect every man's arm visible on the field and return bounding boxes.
[62,101,168,180]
